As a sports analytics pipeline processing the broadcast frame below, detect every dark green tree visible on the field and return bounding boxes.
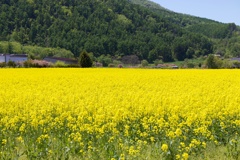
[0,44,3,53]
[206,54,216,69]
[186,47,195,59]
[79,50,93,68]
[173,40,188,61]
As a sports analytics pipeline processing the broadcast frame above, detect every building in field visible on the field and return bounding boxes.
[0,54,5,63]
[0,54,28,63]
[230,57,240,62]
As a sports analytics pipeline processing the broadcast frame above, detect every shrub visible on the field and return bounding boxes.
[7,61,16,68]
[153,59,162,66]
[141,60,149,67]
[67,64,80,68]
[232,61,240,68]
[0,62,6,68]
[118,64,123,68]
[23,60,52,68]
[97,55,112,67]
[23,60,32,68]
[54,61,67,68]
[108,63,115,68]
[187,62,195,68]
[113,60,121,65]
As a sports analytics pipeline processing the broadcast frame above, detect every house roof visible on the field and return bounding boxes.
[231,58,240,61]
[10,54,28,57]
[0,54,27,57]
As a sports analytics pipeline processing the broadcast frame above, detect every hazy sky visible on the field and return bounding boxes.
[150,0,240,26]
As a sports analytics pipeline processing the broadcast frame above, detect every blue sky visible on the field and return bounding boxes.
[150,0,240,26]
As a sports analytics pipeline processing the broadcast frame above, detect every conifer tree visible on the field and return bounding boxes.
[79,50,93,68]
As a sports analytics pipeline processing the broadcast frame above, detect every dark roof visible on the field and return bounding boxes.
[0,54,27,57]
[44,57,77,62]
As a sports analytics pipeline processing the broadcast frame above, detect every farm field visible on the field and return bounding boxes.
[0,68,240,159]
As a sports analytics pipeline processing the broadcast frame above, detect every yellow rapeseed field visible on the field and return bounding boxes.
[0,68,240,159]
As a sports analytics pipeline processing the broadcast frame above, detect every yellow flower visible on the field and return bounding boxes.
[19,123,26,132]
[182,152,189,160]
[167,131,175,138]
[150,137,155,142]
[120,154,125,160]
[161,144,168,152]
[2,139,7,145]
[1,69,240,158]
[175,128,182,137]
[180,142,185,148]
[202,142,207,148]
[128,146,138,155]
[176,154,181,159]
[17,136,24,143]
[48,150,53,154]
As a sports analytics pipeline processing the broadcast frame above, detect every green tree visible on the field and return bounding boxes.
[173,40,188,61]
[0,44,3,53]
[7,42,14,54]
[205,54,222,69]
[161,47,173,62]
[141,60,148,67]
[97,54,112,67]
[79,50,93,68]
[206,54,216,69]
[186,47,195,59]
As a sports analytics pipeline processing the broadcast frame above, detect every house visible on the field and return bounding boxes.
[230,57,240,61]
[43,57,78,64]
[0,54,5,63]
[0,54,28,63]
[230,57,240,68]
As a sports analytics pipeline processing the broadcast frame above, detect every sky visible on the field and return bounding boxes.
[150,0,240,26]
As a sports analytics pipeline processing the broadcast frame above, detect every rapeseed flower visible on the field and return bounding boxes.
[0,69,240,159]
[161,144,168,152]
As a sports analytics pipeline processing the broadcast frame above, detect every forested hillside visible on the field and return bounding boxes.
[0,0,239,62]
[132,0,240,58]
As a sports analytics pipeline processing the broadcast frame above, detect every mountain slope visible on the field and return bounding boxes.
[0,0,225,62]
[130,0,240,57]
